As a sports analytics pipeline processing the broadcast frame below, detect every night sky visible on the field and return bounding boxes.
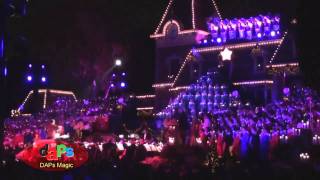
[1,0,319,117]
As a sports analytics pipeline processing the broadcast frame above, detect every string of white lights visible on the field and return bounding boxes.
[38,89,47,109]
[154,0,174,34]
[49,89,74,95]
[150,29,209,38]
[50,89,77,101]
[17,90,34,112]
[266,62,298,68]
[169,86,189,92]
[233,80,273,86]
[192,0,196,29]
[269,31,288,64]
[39,89,77,105]
[179,29,209,35]
[162,20,181,33]
[72,93,78,102]
[43,90,47,109]
[172,51,192,86]
[38,89,46,93]
[20,113,32,117]
[137,107,154,111]
[152,83,173,88]
[135,95,156,99]
[193,39,282,53]
[211,0,222,20]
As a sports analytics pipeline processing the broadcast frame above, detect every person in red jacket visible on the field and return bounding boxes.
[216,131,226,158]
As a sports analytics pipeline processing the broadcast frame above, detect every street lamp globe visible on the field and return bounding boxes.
[115,59,122,66]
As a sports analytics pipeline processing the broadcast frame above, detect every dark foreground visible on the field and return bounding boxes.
[2,144,320,180]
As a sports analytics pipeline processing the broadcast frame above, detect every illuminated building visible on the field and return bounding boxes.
[148,0,299,109]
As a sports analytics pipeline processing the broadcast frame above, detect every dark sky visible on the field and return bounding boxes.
[12,0,163,95]
[2,0,320,117]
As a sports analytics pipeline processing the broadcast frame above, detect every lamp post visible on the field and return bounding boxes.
[104,58,125,99]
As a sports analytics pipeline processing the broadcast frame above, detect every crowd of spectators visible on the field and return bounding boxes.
[2,80,320,179]
[3,97,112,150]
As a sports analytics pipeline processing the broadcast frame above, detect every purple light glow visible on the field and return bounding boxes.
[239,18,246,28]
[0,38,3,58]
[207,14,280,43]
[216,37,222,43]
[117,97,125,104]
[209,24,214,30]
[230,21,237,29]
[41,77,46,82]
[264,16,271,24]
[27,75,32,82]
[210,24,219,31]
[41,65,45,69]
[28,64,32,68]
[257,33,262,38]
[256,20,262,27]
[120,82,126,88]
[112,74,116,77]
[232,90,239,97]
[111,83,115,88]
[222,24,228,30]
[122,72,126,76]
[4,67,7,76]
[204,39,208,44]
[283,87,290,95]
